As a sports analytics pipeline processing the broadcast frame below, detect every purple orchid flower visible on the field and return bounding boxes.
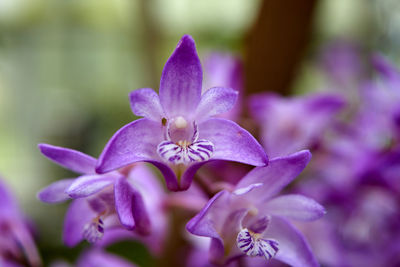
[186,150,325,267]
[37,144,166,251]
[250,92,345,157]
[0,178,42,267]
[95,35,268,191]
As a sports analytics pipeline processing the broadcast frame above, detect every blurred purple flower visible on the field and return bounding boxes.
[37,144,167,252]
[203,52,243,121]
[95,35,268,191]
[250,93,345,157]
[77,248,137,267]
[0,178,41,267]
[187,151,324,266]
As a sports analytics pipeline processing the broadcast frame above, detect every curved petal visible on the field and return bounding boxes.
[262,194,325,221]
[96,118,163,174]
[195,87,238,121]
[129,88,164,121]
[63,198,96,247]
[159,35,202,117]
[145,160,179,191]
[199,118,268,166]
[114,176,151,235]
[66,175,115,198]
[264,216,318,267]
[235,150,311,202]
[37,179,75,203]
[38,144,96,174]
[78,249,137,267]
[180,161,210,191]
[186,190,229,239]
[11,221,42,267]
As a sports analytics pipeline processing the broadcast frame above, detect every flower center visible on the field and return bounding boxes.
[236,228,279,260]
[157,117,214,165]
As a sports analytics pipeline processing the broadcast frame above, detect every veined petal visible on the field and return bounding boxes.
[129,88,164,121]
[159,35,202,117]
[199,118,268,166]
[66,175,115,198]
[96,118,163,174]
[37,178,74,203]
[195,87,238,121]
[235,150,311,203]
[63,198,96,247]
[114,176,151,235]
[262,194,326,221]
[264,216,318,267]
[38,144,96,174]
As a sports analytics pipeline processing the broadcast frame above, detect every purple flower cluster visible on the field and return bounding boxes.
[249,42,400,266]
[35,35,326,266]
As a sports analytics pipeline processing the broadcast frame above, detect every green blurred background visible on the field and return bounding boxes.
[0,0,398,265]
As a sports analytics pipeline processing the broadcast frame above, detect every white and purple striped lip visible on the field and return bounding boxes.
[237,228,279,260]
[157,117,214,165]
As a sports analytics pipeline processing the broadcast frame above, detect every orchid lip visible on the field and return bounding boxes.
[82,216,104,243]
[237,228,279,260]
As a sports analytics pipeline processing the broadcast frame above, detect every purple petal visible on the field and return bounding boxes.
[180,161,210,191]
[38,144,96,174]
[262,194,326,221]
[129,88,164,121]
[66,175,115,198]
[37,179,74,203]
[159,35,202,117]
[232,183,263,196]
[11,221,42,267]
[114,176,151,235]
[235,150,311,202]
[145,160,179,191]
[0,178,19,215]
[372,53,400,85]
[199,118,268,166]
[195,87,238,120]
[264,216,318,267]
[96,118,163,173]
[77,249,137,267]
[63,198,96,247]
[186,190,230,239]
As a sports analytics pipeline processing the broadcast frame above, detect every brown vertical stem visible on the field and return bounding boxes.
[244,0,318,96]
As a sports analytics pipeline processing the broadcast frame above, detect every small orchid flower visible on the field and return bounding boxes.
[37,144,166,250]
[186,151,325,267]
[95,35,268,191]
[0,178,42,267]
[250,93,345,157]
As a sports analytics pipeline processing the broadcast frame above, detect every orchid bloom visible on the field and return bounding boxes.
[37,144,166,250]
[250,93,345,157]
[187,151,325,267]
[0,178,41,267]
[95,35,268,191]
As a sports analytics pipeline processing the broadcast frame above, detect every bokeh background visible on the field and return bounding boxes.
[0,0,399,265]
